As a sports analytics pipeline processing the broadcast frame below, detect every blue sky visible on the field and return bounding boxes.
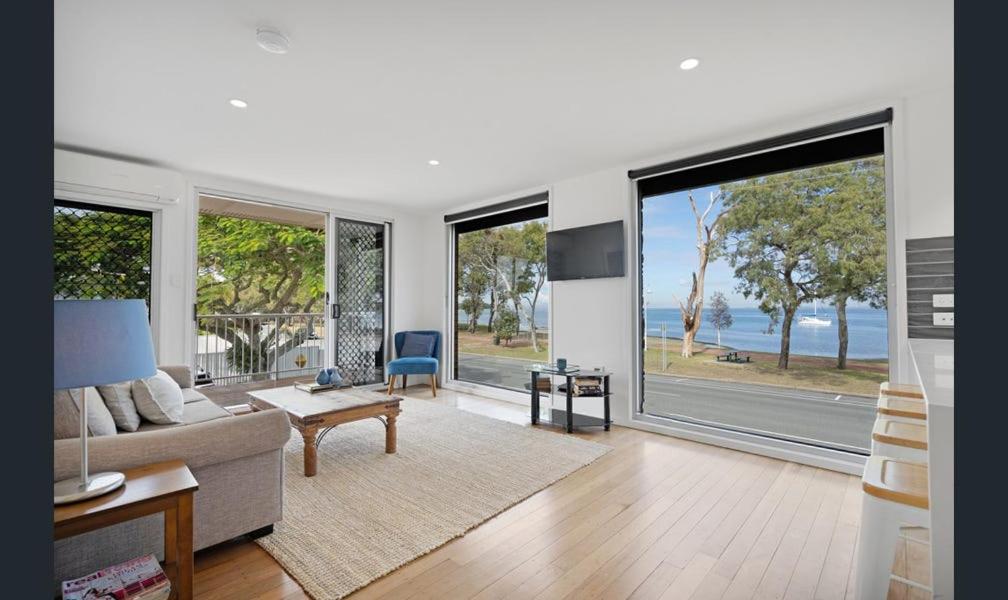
[642,186,749,308]
[641,185,878,311]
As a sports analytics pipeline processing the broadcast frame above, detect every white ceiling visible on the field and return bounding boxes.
[54,1,952,212]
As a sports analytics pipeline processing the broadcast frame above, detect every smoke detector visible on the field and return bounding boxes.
[256,28,290,54]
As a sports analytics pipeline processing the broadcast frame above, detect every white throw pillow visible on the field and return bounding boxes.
[97,380,142,432]
[131,370,184,425]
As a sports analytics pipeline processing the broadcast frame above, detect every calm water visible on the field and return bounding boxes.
[458,304,887,359]
[644,306,888,359]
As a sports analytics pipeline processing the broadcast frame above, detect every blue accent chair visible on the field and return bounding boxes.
[386,330,441,396]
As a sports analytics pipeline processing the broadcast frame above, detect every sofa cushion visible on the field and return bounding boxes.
[97,381,141,432]
[137,399,231,431]
[54,387,118,439]
[158,364,194,389]
[131,370,184,425]
[181,387,209,405]
[400,332,436,357]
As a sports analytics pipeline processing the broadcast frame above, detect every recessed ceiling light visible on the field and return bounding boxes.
[229,98,248,108]
[679,58,700,70]
[256,28,290,54]
[428,159,440,166]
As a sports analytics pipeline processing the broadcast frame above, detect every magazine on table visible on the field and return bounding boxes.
[295,380,353,394]
[62,554,170,600]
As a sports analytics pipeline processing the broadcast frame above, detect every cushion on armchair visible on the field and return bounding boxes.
[400,332,436,357]
[387,356,438,375]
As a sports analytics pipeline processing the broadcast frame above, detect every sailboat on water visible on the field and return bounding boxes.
[798,299,832,326]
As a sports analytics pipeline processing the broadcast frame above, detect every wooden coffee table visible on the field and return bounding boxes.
[247,386,402,477]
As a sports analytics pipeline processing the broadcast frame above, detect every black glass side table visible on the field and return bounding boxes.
[527,364,612,433]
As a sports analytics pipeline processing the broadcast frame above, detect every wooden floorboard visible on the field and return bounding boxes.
[193,383,923,600]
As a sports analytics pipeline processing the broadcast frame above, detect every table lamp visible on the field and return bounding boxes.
[54,299,156,504]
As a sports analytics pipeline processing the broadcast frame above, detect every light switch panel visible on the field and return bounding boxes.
[933,312,954,327]
[932,294,954,308]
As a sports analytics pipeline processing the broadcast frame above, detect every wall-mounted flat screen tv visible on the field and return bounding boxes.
[546,220,625,281]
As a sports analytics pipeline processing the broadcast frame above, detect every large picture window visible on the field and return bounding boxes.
[451,203,549,392]
[53,199,153,309]
[636,122,890,454]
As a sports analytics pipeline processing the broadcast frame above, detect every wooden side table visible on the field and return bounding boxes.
[54,460,199,600]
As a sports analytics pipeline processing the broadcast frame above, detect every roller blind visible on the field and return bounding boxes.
[631,109,891,197]
[444,191,548,228]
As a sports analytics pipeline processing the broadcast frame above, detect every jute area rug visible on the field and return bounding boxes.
[256,396,611,599]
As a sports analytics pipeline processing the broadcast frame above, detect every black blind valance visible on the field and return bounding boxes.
[444,191,548,227]
[631,109,891,198]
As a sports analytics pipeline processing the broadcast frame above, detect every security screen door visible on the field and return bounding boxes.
[333,219,387,385]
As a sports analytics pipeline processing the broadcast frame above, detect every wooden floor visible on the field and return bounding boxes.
[194,384,925,600]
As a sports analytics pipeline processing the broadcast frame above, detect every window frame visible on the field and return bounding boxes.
[53,196,162,354]
[629,122,896,467]
[445,201,550,398]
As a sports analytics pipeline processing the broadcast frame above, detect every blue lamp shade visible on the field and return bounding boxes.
[54,299,157,390]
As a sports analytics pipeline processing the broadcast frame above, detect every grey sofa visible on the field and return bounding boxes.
[53,365,291,589]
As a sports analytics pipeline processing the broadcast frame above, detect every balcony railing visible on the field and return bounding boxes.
[195,313,325,385]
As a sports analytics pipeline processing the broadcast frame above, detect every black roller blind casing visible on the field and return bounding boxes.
[636,128,885,198]
[445,192,548,228]
[452,203,548,234]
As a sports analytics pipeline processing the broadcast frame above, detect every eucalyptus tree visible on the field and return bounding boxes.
[707,291,734,348]
[519,221,548,352]
[457,233,491,333]
[720,170,830,369]
[677,191,730,357]
[811,157,888,369]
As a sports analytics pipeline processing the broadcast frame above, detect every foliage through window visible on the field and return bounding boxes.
[53,200,153,309]
[640,154,888,454]
[197,213,325,315]
[454,206,548,391]
[195,210,327,384]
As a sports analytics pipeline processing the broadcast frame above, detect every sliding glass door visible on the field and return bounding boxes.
[451,204,549,392]
[637,127,890,454]
[195,195,328,385]
[194,195,389,387]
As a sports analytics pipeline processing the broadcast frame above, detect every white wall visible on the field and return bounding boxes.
[902,86,954,239]
[429,84,954,448]
[549,168,634,421]
[54,148,436,366]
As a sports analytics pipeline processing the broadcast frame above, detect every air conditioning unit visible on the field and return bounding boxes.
[54,149,184,206]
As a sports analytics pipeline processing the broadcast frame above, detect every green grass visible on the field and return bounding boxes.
[643,337,886,397]
[453,326,886,396]
[456,325,548,362]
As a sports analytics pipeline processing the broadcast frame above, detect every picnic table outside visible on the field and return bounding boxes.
[715,350,751,363]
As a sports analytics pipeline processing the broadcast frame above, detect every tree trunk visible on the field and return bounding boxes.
[527,289,540,353]
[679,265,707,358]
[467,313,478,333]
[716,328,721,347]
[679,239,710,357]
[487,288,496,333]
[679,192,727,358]
[777,306,797,369]
[682,327,698,357]
[511,259,521,318]
[835,294,849,369]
